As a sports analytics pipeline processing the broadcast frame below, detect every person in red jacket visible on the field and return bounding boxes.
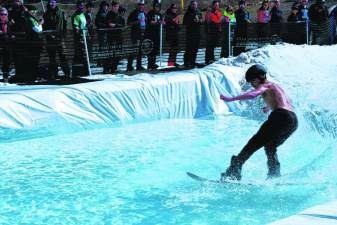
[205,0,222,65]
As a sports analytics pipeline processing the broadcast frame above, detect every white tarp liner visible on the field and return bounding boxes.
[269,201,337,225]
[0,64,244,141]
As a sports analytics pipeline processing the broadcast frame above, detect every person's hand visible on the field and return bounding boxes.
[220,94,232,102]
[262,106,269,113]
[109,23,116,27]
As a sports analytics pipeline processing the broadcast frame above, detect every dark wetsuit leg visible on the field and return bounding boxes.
[236,109,298,171]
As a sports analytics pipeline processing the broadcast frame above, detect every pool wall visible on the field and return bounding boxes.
[0,64,244,141]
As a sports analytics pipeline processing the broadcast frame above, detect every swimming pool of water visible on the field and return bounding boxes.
[0,115,336,225]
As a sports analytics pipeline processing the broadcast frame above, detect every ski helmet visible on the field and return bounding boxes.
[245,64,267,82]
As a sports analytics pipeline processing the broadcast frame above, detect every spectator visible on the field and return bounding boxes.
[270,0,283,36]
[308,0,328,23]
[183,0,202,68]
[71,0,88,76]
[308,0,329,44]
[286,5,303,44]
[9,0,26,80]
[257,0,270,23]
[106,1,125,73]
[287,5,300,22]
[146,2,163,70]
[205,0,222,65]
[164,3,180,67]
[43,0,70,80]
[9,0,26,33]
[233,0,250,56]
[0,7,13,83]
[257,0,270,41]
[297,0,309,21]
[84,1,94,37]
[95,0,110,73]
[127,0,147,71]
[221,5,236,58]
[223,5,236,23]
[14,5,44,83]
[270,0,283,23]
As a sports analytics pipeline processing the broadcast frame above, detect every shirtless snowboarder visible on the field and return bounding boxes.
[220,64,298,181]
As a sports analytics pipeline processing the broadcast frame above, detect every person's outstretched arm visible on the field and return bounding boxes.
[220,85,268,102]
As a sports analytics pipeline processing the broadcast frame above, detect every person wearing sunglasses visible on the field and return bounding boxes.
[0,7,13,83]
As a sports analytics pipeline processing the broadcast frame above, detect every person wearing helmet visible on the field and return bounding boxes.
[219,64,298,181]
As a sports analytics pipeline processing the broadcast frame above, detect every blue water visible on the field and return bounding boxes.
[0,114,336,225]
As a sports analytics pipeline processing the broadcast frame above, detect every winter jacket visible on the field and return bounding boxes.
[270,6,283,23]
[127,9,147,40]
[43,6,67,35]
[308,2,328,23]
[205,9,222,33]
[183,6,202,34]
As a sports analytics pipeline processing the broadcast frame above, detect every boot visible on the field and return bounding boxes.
[266,160,281,179]
[3,72,9,83]
[221,155,242,181]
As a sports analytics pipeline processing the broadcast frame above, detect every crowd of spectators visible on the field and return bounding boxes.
[0,0,331,83]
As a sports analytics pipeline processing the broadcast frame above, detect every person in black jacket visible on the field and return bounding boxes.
[165,4,180,67]
[183,0,202,68]
[43,0,70,79]
[233,0,250,56]
[287,5,299,22]
[308,0,329,44]
[95,0,109,72]
[127,1,147,71]
[146,2,163,70]
[8,0,26,80]
[0,7,13,82]
[269,0,283,36]
[106,1,125,73]
[297,0,309,21]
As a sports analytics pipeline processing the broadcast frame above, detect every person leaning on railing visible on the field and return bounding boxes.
[43,0,70,80]
[0,7,13,83]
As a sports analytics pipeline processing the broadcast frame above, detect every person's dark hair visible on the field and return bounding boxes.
[291,5,299,10]
[86,1,94,8]
[212,0,219,6]
[238,0,245,5]
[76,0,84,7]
[245,64,267,82]
[99,0,109,8]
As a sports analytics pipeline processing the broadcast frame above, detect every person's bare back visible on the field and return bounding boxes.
[261,82,293,112]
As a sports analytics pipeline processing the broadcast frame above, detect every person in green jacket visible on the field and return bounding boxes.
[71,0,88,77]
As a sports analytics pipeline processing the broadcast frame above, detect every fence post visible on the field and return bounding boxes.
[40,0,45,12]
[82,29,92,77]
[228,22,231,57]
[159,23,163,68]
[306,19,310,45]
